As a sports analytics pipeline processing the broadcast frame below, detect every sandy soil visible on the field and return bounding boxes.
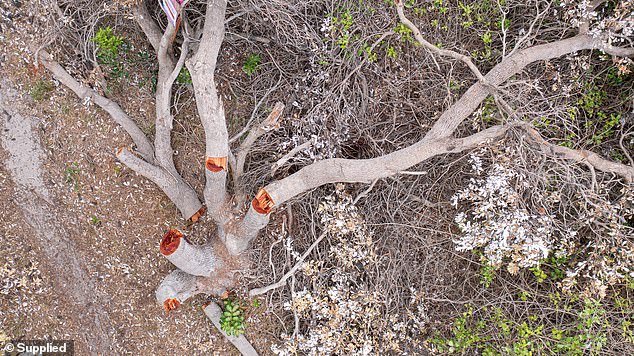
[0,3,245,355]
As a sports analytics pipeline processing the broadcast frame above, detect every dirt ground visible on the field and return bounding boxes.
[0,5,251,356]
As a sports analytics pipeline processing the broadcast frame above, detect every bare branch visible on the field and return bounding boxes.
[38,50,155,163]
[425,34,632,140]
[395,0,486,82]
[520,124,634,183]
[249,231,327,297]
[235,102,285,179]
[271,140,312,176]
[154,23,179,175]
[187,0,230,221]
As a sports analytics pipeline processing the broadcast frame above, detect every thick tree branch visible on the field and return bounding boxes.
[425,34,633,140]
[38,50,155,163]
[159,228,223,276]
[154,23,180,175]
[133,1,163,53]
[155,269,200,311]
[187,0,229,222]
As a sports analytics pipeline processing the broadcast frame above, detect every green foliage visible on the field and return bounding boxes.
[90,215,101,226]
[220,299,246,337]
[29,79,54,101]
[430,297,615,355]
[394,23,414,43]
[92,27,129,80]
[332,9,354,49]
[175,67,192,85]
[480,263,495,288]
[242,53,261,77]
[92,27,124,58]
[64,163,80,191]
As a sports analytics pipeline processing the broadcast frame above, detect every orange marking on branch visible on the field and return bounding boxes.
[163,298,181,312]
[189,206,207,223]
[116,147,125,157]
[252,188,274,214]
[160,229,183,256]
[205,156,227,172]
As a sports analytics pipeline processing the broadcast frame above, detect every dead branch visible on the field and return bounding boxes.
[395,0,486,82]
[520,124,634,183]
[235,102,285,179]
[249,231,327,297]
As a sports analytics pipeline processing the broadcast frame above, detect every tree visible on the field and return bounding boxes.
[36,0,633,353]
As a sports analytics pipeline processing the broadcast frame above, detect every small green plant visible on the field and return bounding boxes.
[64,163,80,191]
[331,9,354,49]
[90,215,101,226]
[394,23,414,43]
[175,67,192,85]
[92,27,124,61]
[220,299,246,337]
[480,263,495,288]
[242,53,261,77]
[29,79,54,101]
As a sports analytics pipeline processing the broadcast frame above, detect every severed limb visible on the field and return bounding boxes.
[187,0,230,223]
[156,269,200,312]
[159,228,223,276]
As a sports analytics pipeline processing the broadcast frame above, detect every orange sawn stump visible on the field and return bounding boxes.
[252,188,274,214]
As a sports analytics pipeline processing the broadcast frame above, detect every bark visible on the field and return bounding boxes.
[155,269,200,311]
[154,23,180,176]
[133,1,163,54]
[187,0,229,222]
[160,229,223,276]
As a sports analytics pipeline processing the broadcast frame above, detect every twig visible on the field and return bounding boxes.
[271,140,312,176]
[249,231,327,297]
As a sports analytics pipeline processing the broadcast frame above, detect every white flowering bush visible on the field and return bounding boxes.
[452,142,634,298]
[272,185,427,355]
[452,147,555,273]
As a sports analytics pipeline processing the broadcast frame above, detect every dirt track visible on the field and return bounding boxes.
[1,78,116,354]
